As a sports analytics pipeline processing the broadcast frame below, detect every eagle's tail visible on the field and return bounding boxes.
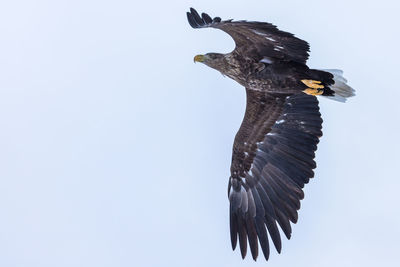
[321,69,355,102]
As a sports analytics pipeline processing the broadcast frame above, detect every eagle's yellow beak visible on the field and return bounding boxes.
[194,54,205,63]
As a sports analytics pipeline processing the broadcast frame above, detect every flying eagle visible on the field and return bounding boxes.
[187,8,355,261]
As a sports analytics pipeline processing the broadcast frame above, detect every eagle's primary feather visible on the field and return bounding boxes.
[187,8,355,261]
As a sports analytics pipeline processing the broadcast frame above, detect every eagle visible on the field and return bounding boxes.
[187,8,355,261]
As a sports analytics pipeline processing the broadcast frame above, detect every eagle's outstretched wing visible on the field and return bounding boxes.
[228,91,322,260]
[187,8,310,64]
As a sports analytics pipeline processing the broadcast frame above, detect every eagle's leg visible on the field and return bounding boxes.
[301,79,324,89]
[301,79,324,96]
[303,88,324,96]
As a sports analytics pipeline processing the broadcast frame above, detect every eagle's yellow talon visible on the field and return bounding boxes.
[301,79,324,89]
[303,88,324,96]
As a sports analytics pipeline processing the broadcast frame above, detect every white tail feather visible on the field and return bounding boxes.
[320,69,355,102]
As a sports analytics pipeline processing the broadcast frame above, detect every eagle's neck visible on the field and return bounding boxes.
[222,53,258,87]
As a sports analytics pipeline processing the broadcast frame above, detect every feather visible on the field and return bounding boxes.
[186,12,198,28]
[237,215,248,259]
[275,208,292,239]
[212,17,221,23]
[265,214,282,253]
[230,205,238,250]
[201,13,212,24]
[190,8,204,26]
[246,189,257,217]
[245,214,259,260]
[255,216,270,260]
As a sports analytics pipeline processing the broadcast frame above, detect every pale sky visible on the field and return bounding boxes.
[0,1,399,266]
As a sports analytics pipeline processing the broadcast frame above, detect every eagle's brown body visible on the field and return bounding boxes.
[211,52,335,95]
[187,8,354,261]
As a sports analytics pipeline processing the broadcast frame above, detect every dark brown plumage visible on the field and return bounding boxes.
[187,8,355,261]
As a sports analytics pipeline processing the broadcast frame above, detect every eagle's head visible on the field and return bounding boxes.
[194,53,226,72]
[194,52,245,85]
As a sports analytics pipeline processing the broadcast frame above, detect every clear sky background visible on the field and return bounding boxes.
[0,0,399,266]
